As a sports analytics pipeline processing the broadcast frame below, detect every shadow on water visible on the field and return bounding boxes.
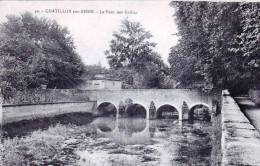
[2,112,93,138]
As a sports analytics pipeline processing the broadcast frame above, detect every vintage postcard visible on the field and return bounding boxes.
[0,0,260,165]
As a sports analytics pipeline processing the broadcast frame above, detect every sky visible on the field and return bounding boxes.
[0,1,178,67]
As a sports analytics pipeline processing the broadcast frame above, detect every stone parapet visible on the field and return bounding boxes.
[2,101,96,124]
[221,90,260,165]
[2,89,90,105]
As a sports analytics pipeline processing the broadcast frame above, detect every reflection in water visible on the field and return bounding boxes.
[82,117,214,165]
[92,117,117,132]
[2,115,218,165]
[92,117,150,145]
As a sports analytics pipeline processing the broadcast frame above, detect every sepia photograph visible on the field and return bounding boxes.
[0,0,259,165]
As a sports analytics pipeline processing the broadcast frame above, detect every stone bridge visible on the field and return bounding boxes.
[0,89,221,124]
[86,89,221,120]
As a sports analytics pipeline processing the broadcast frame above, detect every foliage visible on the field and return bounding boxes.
[82,63,108,80]
[169,2,259,93]
[105,18,156,70]
[108,68,135,87]
[169,2,208,89]
[0,12,84,90]
[106,19,173,89]
[1,137,25,166]
[231,2,260,88]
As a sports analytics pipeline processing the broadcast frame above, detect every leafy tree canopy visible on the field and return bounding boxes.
[105,19,173,89]
[0,12,84,90]
[169,1,259,94]
[105,18,156,71]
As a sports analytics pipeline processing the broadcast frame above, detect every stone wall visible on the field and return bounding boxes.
[0,89,96,125]
[249,89,260,104]
[2,102,96,124]
[2,89,90,105]
[221,90,260,165]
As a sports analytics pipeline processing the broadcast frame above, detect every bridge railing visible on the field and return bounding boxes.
[1,89,90,105]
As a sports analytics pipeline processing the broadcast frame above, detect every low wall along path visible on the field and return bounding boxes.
[221,90,260,165]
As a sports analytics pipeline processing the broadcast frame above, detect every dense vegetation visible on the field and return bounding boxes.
[105,19,173,89]
[0,12,84,90]
[169,2,260,94]
[1,2,259,94]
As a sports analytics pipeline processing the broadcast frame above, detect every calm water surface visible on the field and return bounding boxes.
[2,116,219,166]
[77,117,215,166]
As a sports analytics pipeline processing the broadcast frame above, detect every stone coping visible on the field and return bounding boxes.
[2,101,96,107]
[222,90,260,165]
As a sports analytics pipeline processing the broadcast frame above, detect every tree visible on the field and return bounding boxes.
[169,2,211,89]
[105,18,156,71]
[0,12,84,90]
[230,2,260,89]
[106,18,173,89]
[82,64,108,80]
[168,2,257,93]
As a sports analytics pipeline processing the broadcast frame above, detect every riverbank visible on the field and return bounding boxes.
[2,112,93,138]
[1,112,95,166]
[1,123,97,166]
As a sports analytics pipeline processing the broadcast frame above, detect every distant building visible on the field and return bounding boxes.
[79,74,122,90]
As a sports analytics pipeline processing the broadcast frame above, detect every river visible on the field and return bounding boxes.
[1,115,221,166]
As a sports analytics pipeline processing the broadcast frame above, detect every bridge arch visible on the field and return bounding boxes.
[97,102,117,117]
[156,104,179,119]
[125,103,147,118]
[189,103,211,121]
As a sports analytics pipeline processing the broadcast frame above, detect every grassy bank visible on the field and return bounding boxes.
[1,123,96,166]
[1,112,95,166]
[3,112,93,138]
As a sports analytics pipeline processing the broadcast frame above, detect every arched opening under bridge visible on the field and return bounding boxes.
[125,104,146,118]
[97,102,117,117]
[189,104,211,121]
[156,104,179,119]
